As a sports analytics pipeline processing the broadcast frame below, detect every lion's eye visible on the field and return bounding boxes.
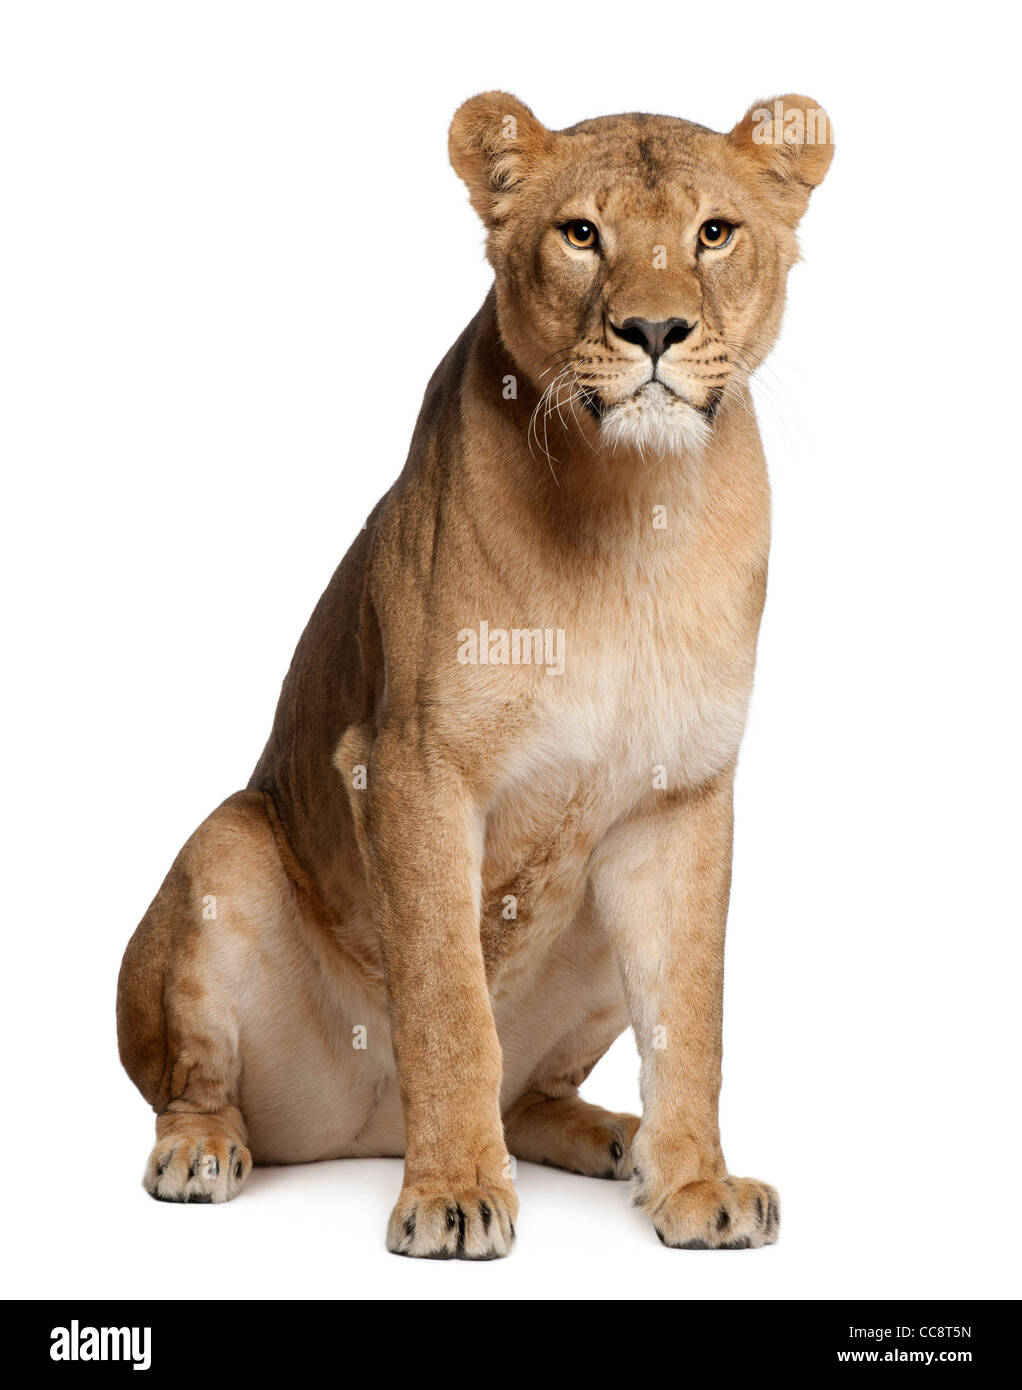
[561,220,599,250]
[698,219,734,249]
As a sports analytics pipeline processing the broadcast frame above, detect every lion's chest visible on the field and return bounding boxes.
[479,587,755,989]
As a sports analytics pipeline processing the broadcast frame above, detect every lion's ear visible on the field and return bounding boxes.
[727,95,834,225]
[449,92,553,226]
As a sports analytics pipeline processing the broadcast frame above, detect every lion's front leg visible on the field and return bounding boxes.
[346,726,517,1260]
[590,769,779,1249]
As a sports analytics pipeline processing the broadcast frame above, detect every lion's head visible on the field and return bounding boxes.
[450,93,832,460]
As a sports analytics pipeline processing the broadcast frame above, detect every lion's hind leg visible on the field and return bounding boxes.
[504,1091,639,1179]
[117,790,287,1204]
[503,997,638,1180]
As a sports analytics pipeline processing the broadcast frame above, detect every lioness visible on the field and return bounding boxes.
[118,92,832,1258]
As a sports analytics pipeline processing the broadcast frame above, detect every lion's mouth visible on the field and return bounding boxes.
[590,378,722,420]
[580,379,675,421]
[578,377,726,453]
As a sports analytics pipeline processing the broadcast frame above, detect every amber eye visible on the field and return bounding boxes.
[561,219,599,250]
[699,219,734,249]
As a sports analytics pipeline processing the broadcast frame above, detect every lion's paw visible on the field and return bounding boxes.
[387,1184,517,1260]
[144,1134,252,1204]
[567,1112,640,1179]
[640,1175,779,1249]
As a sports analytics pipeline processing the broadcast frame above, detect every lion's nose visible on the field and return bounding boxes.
[611,317,696,361]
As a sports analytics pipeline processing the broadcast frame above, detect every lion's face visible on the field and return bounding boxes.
[450,95,832,459]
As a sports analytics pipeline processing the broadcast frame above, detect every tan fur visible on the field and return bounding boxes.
[118,92,831,1256]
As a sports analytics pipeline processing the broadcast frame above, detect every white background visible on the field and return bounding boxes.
[2,1,1019,1301]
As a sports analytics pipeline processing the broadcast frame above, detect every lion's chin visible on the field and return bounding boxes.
[599,382,710,459]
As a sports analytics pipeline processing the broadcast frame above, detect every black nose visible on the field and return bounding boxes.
[612,317,696,361]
